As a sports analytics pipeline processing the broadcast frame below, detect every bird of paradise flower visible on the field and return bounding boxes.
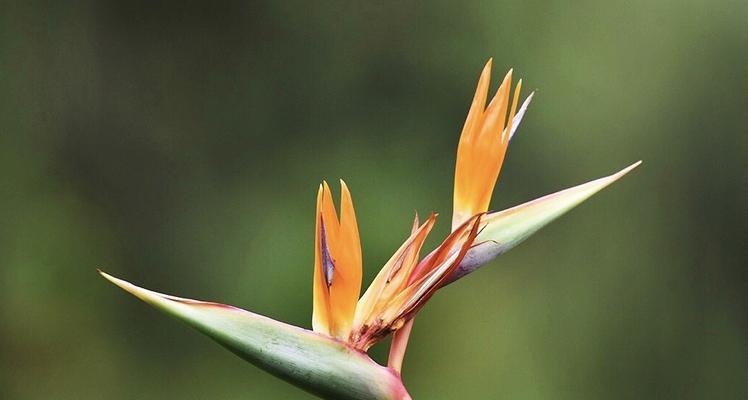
[100,59,640,400]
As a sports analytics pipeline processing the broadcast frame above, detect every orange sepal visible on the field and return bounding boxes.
[312,180,363,339]
[452,60,526,230]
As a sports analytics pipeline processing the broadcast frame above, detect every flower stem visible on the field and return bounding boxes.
[388,318,415,373]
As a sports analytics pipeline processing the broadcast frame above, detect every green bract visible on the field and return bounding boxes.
[100,272,411,400]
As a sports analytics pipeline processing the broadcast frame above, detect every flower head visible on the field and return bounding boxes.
[100,59,640,400]
[308,60,534,352]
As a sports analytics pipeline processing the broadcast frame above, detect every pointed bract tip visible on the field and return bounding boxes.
[98,270,152,304]
[449,159,643,283]
[98,269,119,285]
[612,160,643,179]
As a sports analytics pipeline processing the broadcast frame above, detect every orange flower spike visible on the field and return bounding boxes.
[452,60,527,231]
[312,180,363,339]
[330,180,362,336]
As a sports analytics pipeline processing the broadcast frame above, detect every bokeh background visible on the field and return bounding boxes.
[1,1,746,399]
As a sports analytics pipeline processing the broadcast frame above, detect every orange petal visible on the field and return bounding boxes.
[453,63,530,231]
[460,58,492,145]
[502,79,522,143]
[312,185,332,335]
[327,180,362,336]
[312,181,363,339]
[481,69,512,141]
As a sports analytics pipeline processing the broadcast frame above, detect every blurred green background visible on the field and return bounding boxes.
[1,1,746,399]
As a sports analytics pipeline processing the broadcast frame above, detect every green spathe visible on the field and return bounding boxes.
[450,161,641,282]
[99,272,410,400]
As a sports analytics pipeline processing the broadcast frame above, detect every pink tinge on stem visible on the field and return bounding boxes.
[388,318,415,373]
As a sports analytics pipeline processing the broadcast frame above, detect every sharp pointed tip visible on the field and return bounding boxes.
[606,160,643,183]
[498,68,513,86]
[98,270,134,293]
[322,180,332,194]
[619,160,643,174]
[339,179,355,209]
[98,269,114,281]
[521,91,536,110]
[479,59,493,80]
